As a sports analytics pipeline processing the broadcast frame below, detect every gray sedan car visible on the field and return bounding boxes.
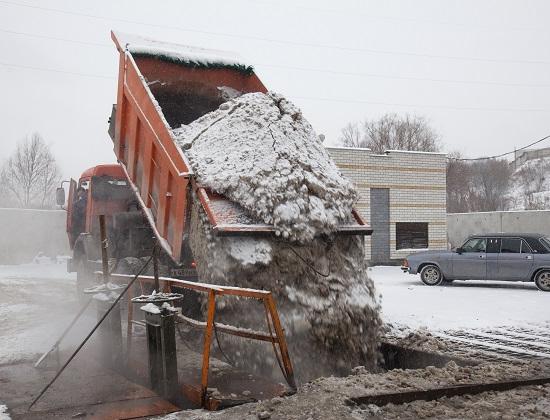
[401,233,550,291]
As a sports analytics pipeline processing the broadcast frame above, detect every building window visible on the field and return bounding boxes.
[396,222,429,250]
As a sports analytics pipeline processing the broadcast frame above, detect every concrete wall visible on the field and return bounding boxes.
[513,147,550,167]
[327,147,448,262]
[0,208,70,264]
[447,210,550,248]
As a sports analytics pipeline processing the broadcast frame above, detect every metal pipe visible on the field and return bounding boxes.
[153,243,160,292]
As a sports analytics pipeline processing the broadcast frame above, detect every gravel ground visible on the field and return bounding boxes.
[159,360,550,419]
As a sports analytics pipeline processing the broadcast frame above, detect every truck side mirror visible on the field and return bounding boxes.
[56,187,66,206]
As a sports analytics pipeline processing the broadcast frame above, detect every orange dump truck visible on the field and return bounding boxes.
[61,32,371,292]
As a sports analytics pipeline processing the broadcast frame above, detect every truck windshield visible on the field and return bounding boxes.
[91,176,131,201]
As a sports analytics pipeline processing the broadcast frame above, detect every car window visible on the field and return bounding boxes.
[521,240,533,254]
[462,238,486,252]
[501,238,521,253]
[486,238,501,253]
[540,237,550,251]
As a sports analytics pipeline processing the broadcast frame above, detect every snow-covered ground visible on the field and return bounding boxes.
[370,265,549,330]
[1,260,548,364]
[0,258,91,365]
[0,404,9,420]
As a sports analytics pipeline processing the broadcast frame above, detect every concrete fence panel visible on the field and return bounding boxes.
[0,208,70,264]
[447,210,550,249]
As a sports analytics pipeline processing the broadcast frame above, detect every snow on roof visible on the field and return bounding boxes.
[325,146,372,152]
[326,146,447,156]
[384,149,447,156]
[113,31,254,74]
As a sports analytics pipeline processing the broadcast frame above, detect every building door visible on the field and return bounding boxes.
[370,188,390,264]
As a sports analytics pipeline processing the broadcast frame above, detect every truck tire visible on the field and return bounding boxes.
[420,264,444,286]
[535,270,550,292]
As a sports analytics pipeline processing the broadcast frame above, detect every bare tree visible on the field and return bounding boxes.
[339,113,440,153]
[0,133,61,208]
[339,122,363,147]
[447,156,513,213]
[446,151,473,213]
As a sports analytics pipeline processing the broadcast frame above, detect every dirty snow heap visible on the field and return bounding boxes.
[173,91,382,380]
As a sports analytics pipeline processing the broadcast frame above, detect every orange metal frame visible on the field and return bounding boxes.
[112,273,296,408]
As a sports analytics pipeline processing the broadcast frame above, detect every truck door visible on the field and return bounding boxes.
[452,237,487,280]
[66,179,77,248]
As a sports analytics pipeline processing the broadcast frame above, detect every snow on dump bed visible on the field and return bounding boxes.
[115,31,253,74]
[173,92,357,243]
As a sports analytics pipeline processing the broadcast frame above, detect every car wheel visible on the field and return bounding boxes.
[535,270,550,292]
[420,264,444,286]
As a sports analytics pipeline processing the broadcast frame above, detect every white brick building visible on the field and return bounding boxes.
[327,147,447,264]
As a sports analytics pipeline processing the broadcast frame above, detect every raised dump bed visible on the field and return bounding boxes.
[109,31,371,264]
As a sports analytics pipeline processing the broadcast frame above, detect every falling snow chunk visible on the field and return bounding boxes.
[174,91,357,243]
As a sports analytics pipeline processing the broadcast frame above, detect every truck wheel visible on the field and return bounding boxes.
[535,270,550,292]
[420,264,444,286]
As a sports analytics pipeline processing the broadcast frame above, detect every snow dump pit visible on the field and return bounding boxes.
[379,341,476,371]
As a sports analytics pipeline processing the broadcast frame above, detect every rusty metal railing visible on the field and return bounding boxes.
[111,273,296,406]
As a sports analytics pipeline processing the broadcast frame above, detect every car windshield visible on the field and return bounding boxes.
[540,237,550,251]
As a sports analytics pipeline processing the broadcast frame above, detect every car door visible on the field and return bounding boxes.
[486,237,501,280]
[452,237,487,280]
[497,237,534,280]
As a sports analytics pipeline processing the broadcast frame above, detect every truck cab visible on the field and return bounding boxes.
[60,164,157,294]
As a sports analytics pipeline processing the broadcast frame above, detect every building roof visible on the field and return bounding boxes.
[471,233,546,240]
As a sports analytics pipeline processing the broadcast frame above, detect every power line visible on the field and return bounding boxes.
[4,28,550,89]
[1,0,550,66]
[241,0,542,32]
[256,63,550,89]
[0,28,109,48]
[451,134,550,161]
[1,59,549,112]
[294,95,550,113]
[0,61,114,80]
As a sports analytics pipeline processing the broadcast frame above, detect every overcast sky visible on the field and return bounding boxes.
[1,0,550,178]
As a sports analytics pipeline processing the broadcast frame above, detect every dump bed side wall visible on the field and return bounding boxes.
[113,51,191,262]
[111,35,268,263]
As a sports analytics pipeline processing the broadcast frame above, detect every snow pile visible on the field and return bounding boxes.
[0,404,10,420]
[172,91,380,379]
[140,302,178,314]
[173,91,357,243]
[189,198,381,380]
[140,302,160,314]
